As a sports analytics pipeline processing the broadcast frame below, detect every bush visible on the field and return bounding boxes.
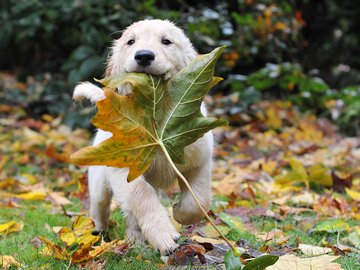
[0,0,359,134]
[227,63,360,135]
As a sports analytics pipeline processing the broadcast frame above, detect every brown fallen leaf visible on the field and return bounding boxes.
[279,205,313,216]
[266,254,342,270]
[167,243,206,266]
[0,221,23,235]
[79,259,107,270]
[191,235,227,245]
[257,229,289,245]
[46,191,72,206]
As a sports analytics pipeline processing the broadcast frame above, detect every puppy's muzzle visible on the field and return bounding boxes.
[135,50,155,66]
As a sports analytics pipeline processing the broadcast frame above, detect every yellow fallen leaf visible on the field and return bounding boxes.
[265,107,282,129]
[16,191,47,201]
[345,188,360,201]
[267,254,342,270]
[0,255,22,269]
[0,221,24,235]
[89,239,127,257]
[39,219,125,263]
[261,160,278,175]
[308,164,332,187]
[0,178,17,189]
[18,173,37,185]
[59,216,100,247]
[298,244,332,256]
[23,127,46,143]
[289,158,309,189]
[58,227,76,246]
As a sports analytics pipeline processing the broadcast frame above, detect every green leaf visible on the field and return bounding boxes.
[312,219,350,233]
[71,46,228,180]
[242,255,279,270]
[79,56,102,78]
[224,250,243,270]
[219,212,245,232]
[70,46,95,61]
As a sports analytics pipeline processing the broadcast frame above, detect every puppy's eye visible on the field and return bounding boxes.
[127,39,135,45]
[161,39,172,45]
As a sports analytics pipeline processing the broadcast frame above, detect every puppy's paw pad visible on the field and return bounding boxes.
[91,229,101,236]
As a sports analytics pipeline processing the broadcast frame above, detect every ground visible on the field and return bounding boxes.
[0,75,360,269]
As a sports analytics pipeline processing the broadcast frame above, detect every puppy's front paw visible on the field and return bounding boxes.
[143,223,180,255]
[73,82,105,103]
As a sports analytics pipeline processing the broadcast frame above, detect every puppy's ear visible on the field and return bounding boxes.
[105,40,116,77]
[105,39,125,77]
[175,27,198,65]
[183,44,198,66]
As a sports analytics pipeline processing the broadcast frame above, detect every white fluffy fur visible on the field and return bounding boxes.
[73,19,213,254]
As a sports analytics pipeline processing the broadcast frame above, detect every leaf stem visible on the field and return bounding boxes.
[159,143,237,252]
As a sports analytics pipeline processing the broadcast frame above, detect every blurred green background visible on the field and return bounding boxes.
[0,0,359,134]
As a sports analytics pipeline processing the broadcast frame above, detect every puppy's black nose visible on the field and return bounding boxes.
[135,50,155,66]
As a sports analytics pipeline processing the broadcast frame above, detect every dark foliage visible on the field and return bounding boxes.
[0,0,359,134]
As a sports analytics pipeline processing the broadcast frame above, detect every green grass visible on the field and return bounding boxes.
[250,215,360,270]
[1,201,359,269]
[0,201,162,269]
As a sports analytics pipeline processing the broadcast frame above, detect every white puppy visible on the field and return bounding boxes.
[73,19,214,254]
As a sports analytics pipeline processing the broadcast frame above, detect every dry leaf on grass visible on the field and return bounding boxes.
[266,254,342,270]
[0,221,23,235]
[298,244,332,256]
[167,243,206,265]
[16,190,47,201]
[58,216,100,247]
[191,235,227,245]
[39,216,129,264]
[0,255,22,269]
[46,192,72,206]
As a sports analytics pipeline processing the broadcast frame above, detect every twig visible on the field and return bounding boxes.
[61,204,72,218]
[159,143,239,254]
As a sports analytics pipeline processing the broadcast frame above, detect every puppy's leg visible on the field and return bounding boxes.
[173,160,212,225]
[107,168,180,254]
[88,166,112,233]
[125,212,145,243]
[73,82,105,103]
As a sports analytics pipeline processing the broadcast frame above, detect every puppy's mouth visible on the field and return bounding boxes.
[126,64,172,78]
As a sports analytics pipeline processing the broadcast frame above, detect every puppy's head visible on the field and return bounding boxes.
[106,19,197,78]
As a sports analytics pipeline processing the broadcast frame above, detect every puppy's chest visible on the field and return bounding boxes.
[144,149,177,189]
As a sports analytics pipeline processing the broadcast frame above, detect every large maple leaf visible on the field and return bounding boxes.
[70,46,228,181]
